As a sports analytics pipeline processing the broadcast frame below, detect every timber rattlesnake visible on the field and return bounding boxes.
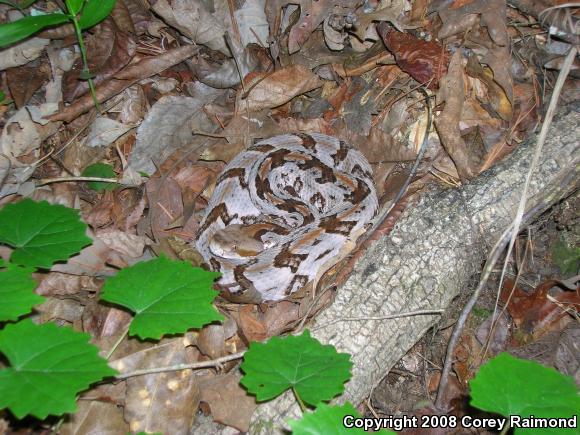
[196,133,378,302]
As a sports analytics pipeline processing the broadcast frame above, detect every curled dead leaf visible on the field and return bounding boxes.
[240,64,323,111]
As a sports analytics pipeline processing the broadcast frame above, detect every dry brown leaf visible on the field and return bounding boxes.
[434,50,478,181]
[241,64,323,112]
[352,0,409,41]
[199,372,257,432]
[237,305,268,342]
[82,301,133,340]
[151,0,228,54]
[110,187,146,232]
[377,22,449,89]
[36,272,99,296]
[60,383,128,435]
[50,45,199,123]
[277,117,332,135]
[63,18,137,102]
[146,176,184,238]
[36,298,85,325]
[1,103,59,158]
[128,86,223,175]
[500,279,580,340]
[114,338,201,435]
[6,61,50,108]
[196,324,227,359]
[436,0,512,104]
[50,230,117,276]
[466,54,512,121]
[266,0,358,54]
[94,228,147,258]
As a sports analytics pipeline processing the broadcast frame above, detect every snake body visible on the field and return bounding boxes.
[195,133,378,302]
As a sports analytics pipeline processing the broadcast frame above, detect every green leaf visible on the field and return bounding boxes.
[470,353,580,434]
[100,256,223,339]
[0,199,92,268]
[78,0,116,30]
[0,262,43,322]
[240,330,352,406]
[0,319,116,419]
[552,237,580,276]
[65,0,84,16]
[289,402,395,434]
[0,13,69,47]
[81,162,116,191]
[0,90,5,104]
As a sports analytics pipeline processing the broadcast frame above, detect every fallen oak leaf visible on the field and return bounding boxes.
[351,0,411,41]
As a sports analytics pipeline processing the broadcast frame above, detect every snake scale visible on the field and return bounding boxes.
[195,133,378,302]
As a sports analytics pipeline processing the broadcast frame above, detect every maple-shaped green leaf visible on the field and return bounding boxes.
[0,319,116,419]
[0,260,43,321]
[0,199,92,268]
[100,256,223,339]
[240,330,352,406]
[470,353,580,434]
[289,402,395,434]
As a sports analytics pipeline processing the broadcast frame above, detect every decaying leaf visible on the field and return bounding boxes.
[0,104,59,158]
[5,61,50,108]
[63,18,137,102]
[466,55,512,121]
[266,0,358,53]
[199,373,258,432]
[0,37,50,70]
[435,0,512,104]
[128,87,224,175]
[352,0,409,41]
[235,0,270,47]
[112,338,201,435]
[151,0,229,54]
[434,50,479,181]
[240,64,323,111]
[86,117,133,148]
[50,45,200,123]
[377,22,449,89]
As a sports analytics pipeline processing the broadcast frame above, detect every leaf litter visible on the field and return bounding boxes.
[0,0,578,432]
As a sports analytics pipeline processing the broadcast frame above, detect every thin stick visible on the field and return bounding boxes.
[434,46,577,410]
[488,46,578,346]
[36,176,122,186]
[114,351,246,380]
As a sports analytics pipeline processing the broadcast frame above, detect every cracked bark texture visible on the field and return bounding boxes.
[191,102,579,434]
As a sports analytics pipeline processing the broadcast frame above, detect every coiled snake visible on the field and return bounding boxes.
[196,133,378,302]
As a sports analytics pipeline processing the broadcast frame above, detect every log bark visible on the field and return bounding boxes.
[246,102,579,432]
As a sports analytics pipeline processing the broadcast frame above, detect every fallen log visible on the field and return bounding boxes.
[247,101,580,431]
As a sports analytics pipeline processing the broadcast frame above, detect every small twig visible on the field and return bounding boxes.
[312,309,445,331]
[486,46,577,358]
[435,46,577,411]
[114,351,246,380]
[36,176,122,186]
[192,130,231,139]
